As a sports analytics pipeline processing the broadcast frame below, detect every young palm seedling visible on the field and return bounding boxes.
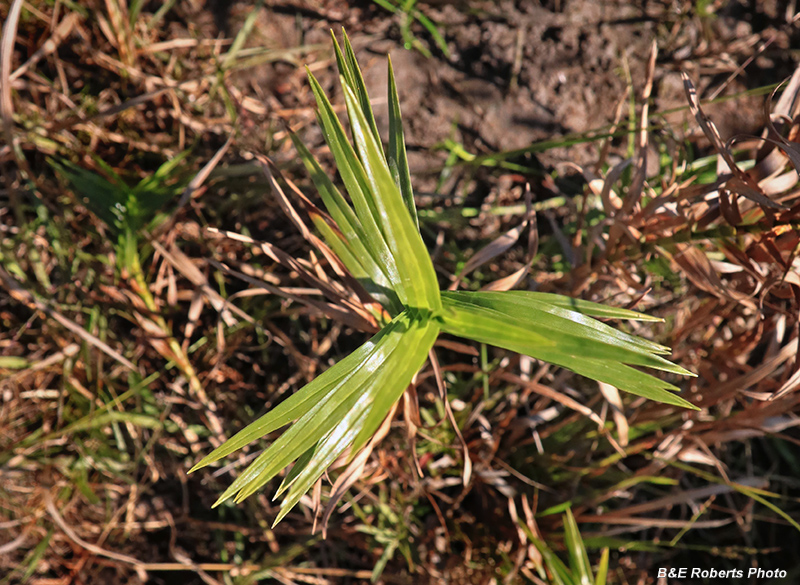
[191,32,696,525]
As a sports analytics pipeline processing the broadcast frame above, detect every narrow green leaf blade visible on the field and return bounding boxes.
[273,309,439,525]
[439,293,697,409]
[306,69,406,300]
[207,311,435,509]
[387,55,419,229]
[189,323,392,474]
[291,132,398,307]
[342,81,440,309]
[342,30,383,152]
[51,159,129,230]
[564,508,593,585]
[441,292,690,375]
[445,291,676,357]
[595,548,610,585]
[518,291,664,323]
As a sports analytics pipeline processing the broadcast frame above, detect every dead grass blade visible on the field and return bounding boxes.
[450,186,535,290]
[150,241,237,327]
[657,243,757,308]
[598,382,629,448]
[769,363,800,400]
[498,372,604,428]
[10,12,80,81]
[481,186,537,291]
[760,75,800,179]
[0,0,28,188]
[624,40,657,213]
[580,477,768,524]
[0,343,79,390]
[46,494,148,581]
[430,349,472,486]
[208,259,374,331]
[0,266,139,372]
[206,228,360,312]
[681,71,784,210]
[176,134,233,211]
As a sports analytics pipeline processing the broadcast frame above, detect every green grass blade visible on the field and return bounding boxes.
[133,149,190,196]
[411,9,450,57]
[595,548,609,585]
[309,213,369,280]
[342,81,440,309]
[563,508,593,585]
[387,55,418,229]
[331,29,356,88]
[539,546,572,585]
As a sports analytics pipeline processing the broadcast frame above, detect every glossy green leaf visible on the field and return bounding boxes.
[275,442,316,496]
[306,69,404,298]
[441,292,692,375]
[334,31,383,153]
[189,328,386,473]
[387,55,418,229]
[342,81,440,309]
[563,508,593,585]
[273,309,439,525]
[519,291,664,322]
[291,132,400,310]
[439,292,697,409]
[595,548,609,585]
[201,311,438,515]
[194,34,697,527]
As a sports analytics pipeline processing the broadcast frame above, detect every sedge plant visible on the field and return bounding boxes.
[190,32,696,525]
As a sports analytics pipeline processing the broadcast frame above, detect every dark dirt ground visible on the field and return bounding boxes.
[215,0,797,186]
[3,1,800,584]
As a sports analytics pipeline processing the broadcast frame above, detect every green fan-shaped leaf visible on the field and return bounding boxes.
[188,329,379,473]
[342,81,440,310]
[273,308,439,525]
[192,33,698,527]
[444,291,680,358]
[439,292,696,409]
[197,310,438,519]
[306,68,405,298]
[387,55,418,229]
